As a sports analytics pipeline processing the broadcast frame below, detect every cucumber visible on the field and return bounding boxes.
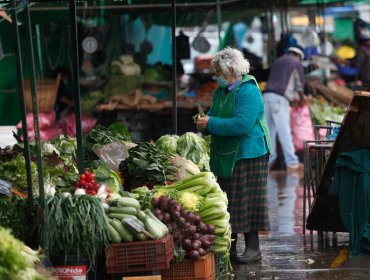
[109,206,137,216]
[122,219,148,241]
[108,221,121,243]
[110,219,133,242]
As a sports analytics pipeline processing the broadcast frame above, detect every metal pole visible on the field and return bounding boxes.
[24,0,48,253]
[171,0,177,135]
[267,8,276,66]
[216,0,222,48]
[10,0,34,207]
[321,0,326,55]
[69,0,84,173]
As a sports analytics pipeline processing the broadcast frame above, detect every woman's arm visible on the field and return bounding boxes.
[207,82,261,136]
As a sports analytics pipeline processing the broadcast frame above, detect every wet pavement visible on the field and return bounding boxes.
[231,171,370,280]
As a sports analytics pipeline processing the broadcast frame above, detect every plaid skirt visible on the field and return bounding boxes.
[218,154,270,233]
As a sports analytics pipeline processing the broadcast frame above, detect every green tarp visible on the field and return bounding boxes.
[329,149,370,256]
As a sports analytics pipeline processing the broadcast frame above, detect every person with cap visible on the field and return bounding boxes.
[263,46,306,173]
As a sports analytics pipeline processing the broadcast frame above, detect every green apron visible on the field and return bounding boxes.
[210,75,272,179]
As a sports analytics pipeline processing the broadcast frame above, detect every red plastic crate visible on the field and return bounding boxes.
[161,253,215,280]
[105,234,174,274]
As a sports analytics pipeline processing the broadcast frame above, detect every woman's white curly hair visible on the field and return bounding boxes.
[211,47,250,77]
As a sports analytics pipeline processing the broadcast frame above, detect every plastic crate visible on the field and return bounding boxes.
[214,254,228,280]
[161,253,215,280]
[105,234,174,274]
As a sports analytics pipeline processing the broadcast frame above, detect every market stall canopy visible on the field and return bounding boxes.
[300,0,369,5]
[1,0,303,27]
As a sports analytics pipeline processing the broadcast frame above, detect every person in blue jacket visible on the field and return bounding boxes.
[196,47,272,263]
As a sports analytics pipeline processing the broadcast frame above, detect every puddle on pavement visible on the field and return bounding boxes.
[230,171,370,279]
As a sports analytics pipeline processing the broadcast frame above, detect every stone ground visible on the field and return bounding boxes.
[231,170,370,280]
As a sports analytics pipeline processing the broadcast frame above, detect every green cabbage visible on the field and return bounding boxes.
[176,132,210,171]
[155,134,179,155]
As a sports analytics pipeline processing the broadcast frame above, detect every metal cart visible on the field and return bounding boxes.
[303,120,341,235]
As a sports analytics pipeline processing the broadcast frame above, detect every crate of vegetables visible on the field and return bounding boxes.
[105,234,174,274]
[161,253,215,280]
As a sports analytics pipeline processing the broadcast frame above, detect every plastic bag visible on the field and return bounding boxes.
[58,113,97,137]
[26,126,63,141]
[16,111,56,130]
[290,104,315,152]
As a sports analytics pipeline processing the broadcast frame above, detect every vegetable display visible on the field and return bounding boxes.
[155,135,179,154]
[106,195,169,243]
[119,142,177,189]
[91,161,122,193]
[0,226,46,280]
[168,172,232,254]
[41,194,109,269]
[151,195,215,261]
[84,123,131,151]
[0,197,34,242]
[0,116,233,275]
[176,132,210,171]
[75,171,110,199]
[310,96,345,125]
[0,154,38,194]
[171,155,201,181]
[84,123,132,164]
[156,132,210,172]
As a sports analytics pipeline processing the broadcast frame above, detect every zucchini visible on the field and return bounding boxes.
[136,209,147,222]
[108,213,137,221]
[116,197,141,209]
[108,222,121,243]
[109,206,137,216]
[144,215,164,239]
[110,219,133,242]
[122,219,147,241]
[108,213,145,228]
[145,209,169,235]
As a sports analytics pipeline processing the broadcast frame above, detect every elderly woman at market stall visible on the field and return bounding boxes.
[196,47,272,264]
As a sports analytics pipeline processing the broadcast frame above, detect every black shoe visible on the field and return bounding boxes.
[236,250,262,264]
[230,233,238,263]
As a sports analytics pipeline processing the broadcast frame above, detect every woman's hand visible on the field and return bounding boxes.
[196,116,210,130]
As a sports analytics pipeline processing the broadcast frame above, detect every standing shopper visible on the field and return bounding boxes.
[196,47,272,263]
[263,46,306,172]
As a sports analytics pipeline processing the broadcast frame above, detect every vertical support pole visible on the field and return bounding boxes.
[267,8,276,67]
[24,0,48,253]
[69,0,84,173]
[280,7,285,35]
[10,0,34,207]
[171,0,177,135]
[321,0,327,56]
[35,24,43,76]
[216,0,222,48]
